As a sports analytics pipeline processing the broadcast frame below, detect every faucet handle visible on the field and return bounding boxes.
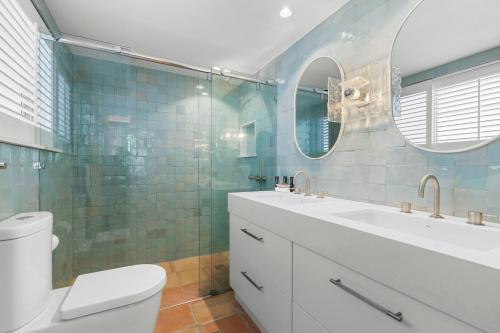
[467,211,484,226]
[317,191,325,199]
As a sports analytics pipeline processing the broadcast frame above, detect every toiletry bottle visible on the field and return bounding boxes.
[283,176,288,185]
[289,176,295,192]
[274,176,280,189]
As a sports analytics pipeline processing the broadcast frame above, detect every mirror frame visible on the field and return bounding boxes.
[390,0,500,154]
[294,56,345,160]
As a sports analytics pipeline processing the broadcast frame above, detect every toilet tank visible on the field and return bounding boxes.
[0,212,53,333]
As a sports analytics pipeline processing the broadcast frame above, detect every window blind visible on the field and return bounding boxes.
[479,72,500,140]
[0,0,37,125]
[395,91,427,144]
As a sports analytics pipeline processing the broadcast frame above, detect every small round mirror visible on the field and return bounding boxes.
[295,57,343,159]
[392,0,500,153]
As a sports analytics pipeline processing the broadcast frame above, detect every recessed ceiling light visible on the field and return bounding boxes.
[280,6,293,18]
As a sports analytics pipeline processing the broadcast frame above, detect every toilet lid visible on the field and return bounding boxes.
[60,264,166,320]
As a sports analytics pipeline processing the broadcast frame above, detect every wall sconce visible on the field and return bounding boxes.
[342,76,371,107]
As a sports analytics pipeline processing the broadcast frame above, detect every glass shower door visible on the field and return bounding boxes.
[202,75,277,295]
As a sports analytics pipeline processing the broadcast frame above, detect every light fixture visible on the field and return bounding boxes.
[280,6,293,18]
[201,92,209,96]
[196,84,204,90]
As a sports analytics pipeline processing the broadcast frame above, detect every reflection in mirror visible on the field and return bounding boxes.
[392,0,500,152]
[295,57,343,159]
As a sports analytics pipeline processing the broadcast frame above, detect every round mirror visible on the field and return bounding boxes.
[295,57,343,159]
[392,0,500,153]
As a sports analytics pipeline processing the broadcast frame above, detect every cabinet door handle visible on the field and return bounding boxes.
[241,271,263,291]
[329,278,403,322]
[240,228,263,242]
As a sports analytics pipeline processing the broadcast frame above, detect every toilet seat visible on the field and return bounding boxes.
[60,265,166,320]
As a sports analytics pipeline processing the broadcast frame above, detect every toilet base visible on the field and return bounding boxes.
[15,287,162,333]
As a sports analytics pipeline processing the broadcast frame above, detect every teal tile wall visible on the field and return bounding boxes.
[71,54,205,275]
[258,0,500,218]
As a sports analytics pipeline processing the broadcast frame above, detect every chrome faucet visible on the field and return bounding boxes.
[418,174,443,219]
[293,170,312,196]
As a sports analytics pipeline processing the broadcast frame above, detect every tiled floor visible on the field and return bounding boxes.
[154,292,261,333]
[154,253,261,333]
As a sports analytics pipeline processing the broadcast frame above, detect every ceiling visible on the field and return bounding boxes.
[43,0,349,74]
[392,0,500,77]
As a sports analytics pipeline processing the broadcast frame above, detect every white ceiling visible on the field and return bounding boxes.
[43,0,349,74]
[392,0,500,77]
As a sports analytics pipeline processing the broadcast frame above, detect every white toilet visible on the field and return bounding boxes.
[0,212,166,333]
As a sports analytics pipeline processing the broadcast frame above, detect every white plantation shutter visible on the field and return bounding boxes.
[433,71,500,144]
[479,72,500,140]
[433,79,479,144]
[395,91,427,144]
[38,38,53,132]
[0,0,38,125]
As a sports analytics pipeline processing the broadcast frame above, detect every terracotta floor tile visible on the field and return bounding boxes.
[190,292,241,324]
[154,304,196,333]
[164,272,181,289]
[161,286,199,308]
[156,261,175,273]
[172,257,200,272]
[240,313,261,332]
[177,268,209,285]
[200,314,257,333]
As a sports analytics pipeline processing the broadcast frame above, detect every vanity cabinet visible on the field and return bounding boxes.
[229,213,482,333]
[293,245,481,333]
[229,214,292,332]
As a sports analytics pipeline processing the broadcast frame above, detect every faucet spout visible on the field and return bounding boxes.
[418,174,443,219]
[293,170,312,196]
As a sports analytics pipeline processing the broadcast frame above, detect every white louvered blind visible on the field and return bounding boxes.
[479,72,500,140]
[395,91,427,144]
[434,72,500,144]
[0,0,38,125]
[38,38,53,132]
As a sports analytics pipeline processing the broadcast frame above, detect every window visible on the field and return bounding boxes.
[399,62,500,148]
[0,0,37,124]
[395,91,427,145]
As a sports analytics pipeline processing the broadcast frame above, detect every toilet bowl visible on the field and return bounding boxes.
[0,213,166,333]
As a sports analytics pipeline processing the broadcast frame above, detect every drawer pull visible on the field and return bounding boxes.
[241,271,263,291]
[240,228,264,242]
[329,278,403,322]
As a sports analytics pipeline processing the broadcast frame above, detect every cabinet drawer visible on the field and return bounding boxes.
[230,214,292,296]
[293,303,329,333]
[293,245,480,333]
[230,252,291,333]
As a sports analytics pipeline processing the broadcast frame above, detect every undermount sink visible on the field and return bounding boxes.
[256,192,320,205]
[335,209,500,251]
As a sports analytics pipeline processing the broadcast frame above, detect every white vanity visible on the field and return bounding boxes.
[228,191,500,333]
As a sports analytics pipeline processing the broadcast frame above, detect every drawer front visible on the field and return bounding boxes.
[230,214,292,296]
[293,245,481,333]
[230,252,292,333]
[293,303,330,333]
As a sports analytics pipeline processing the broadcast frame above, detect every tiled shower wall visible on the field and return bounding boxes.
[259,0,500,218]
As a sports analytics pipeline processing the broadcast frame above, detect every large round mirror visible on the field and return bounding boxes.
[391,0,500,153]
[295,57,343,159]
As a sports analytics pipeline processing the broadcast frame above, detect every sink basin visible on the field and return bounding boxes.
[256,192,320,205]
[335,209,500,251]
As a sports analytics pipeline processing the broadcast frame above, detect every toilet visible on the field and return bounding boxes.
[0,212,166,333]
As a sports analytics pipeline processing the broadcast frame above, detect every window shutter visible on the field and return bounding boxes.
[434,79,479,144]
[479,72,500,140]
[395,91,427,144]
[0,0,38,125]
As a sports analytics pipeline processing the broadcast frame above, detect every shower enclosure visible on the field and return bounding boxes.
[35,38,277,304]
